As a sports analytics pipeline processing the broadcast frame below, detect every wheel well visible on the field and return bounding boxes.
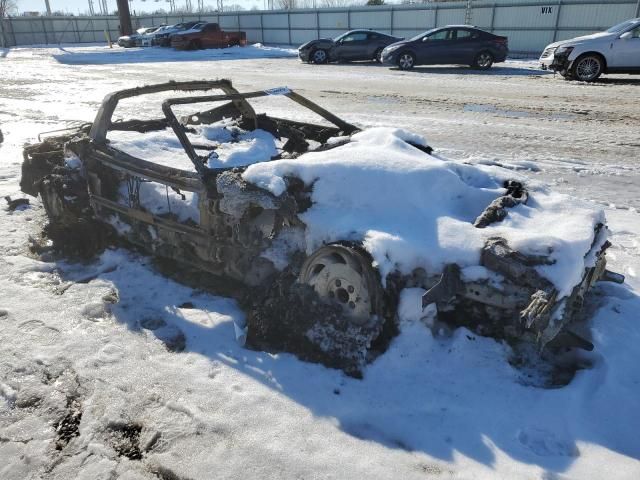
[574,51,607,70]
[398,50,415,59]
[476,50,494,59]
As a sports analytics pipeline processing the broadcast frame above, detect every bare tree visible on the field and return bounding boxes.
[0,0,18,17]
[276,0,298,9]
[320,0,353,7]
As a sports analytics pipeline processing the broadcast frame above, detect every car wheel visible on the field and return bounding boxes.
[311,49,328,64]
[473,51,494,70]
[397,52,415,70]
[373,47,383,63]
[572,54,604,82]
[299,244,383,326]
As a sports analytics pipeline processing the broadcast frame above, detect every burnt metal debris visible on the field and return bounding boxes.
[20,80,623,375]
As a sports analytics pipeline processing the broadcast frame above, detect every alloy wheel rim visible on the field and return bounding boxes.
[478,53,492,67]
[314,50,326,63]
[577,58,599,80]
[399,54,413,69]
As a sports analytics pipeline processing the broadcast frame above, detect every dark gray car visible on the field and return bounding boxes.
[381,26,508,70]
[298,30,403,64]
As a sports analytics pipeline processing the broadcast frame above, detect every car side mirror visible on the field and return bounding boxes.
[620,32,633,40]
[422,37,429,42]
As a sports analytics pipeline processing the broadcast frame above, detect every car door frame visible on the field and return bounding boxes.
[452,28,484,64]
[333,31,370,61]
[415,28,457,65]
[608,23,640,70]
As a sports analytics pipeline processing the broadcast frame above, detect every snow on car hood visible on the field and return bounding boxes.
[544,31,613,49]
[243,127,606,297]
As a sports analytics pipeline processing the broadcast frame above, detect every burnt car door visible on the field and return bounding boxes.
[79,81,257,275]
[416,28,456,64]
[333,32,370,60]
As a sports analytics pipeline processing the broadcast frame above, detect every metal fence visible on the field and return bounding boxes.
[1,0,639,53]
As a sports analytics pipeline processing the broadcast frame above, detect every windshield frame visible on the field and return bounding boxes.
[333,31,363,42]
[408,28,439,42]
[606,19,639,33]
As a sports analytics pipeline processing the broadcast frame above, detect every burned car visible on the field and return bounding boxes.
[21,80,622,375]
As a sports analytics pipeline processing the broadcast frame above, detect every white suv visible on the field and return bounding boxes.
[540,18,640,81]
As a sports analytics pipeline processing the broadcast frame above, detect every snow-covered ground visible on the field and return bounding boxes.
[1,45,639,480]
[52,43,297,65]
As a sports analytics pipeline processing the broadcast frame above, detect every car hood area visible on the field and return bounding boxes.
[544,31,614,50]
[242,127,607,299]
[299,38,335,50]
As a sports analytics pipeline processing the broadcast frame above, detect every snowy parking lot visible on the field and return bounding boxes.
[1,45,639,480]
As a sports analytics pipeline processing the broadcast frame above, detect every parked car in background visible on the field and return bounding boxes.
[298,30,403,64]
[117,26,163,48]
[152,22,206,46]
[171,23,247,50]
[539,17,640,82]
[381,26,508,70]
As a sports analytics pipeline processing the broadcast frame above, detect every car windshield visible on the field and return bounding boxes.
[408,28,438,42]
[606,19,638,33]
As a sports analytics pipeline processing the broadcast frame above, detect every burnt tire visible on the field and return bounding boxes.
[244,244,396,376]
[311,48,328,64]
[38,173,112,259]
[473,51,494,70]
[299,244,383,324]
[397,51,415,70]
[572,54,604,82]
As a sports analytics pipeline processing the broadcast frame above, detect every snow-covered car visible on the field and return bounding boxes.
[539,17,640,81]
[20,80,623,374]
[117,26,164,48]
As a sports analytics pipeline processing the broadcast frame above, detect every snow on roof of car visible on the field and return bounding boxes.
[243,127,606,298]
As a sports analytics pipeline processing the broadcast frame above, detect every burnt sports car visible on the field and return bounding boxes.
[298,30,403,64]
[21,80,622,375]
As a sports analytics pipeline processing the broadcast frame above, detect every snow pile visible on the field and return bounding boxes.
[109,122,279,171]
[108,128,196,171]
[244,127,606,296]
[203,126,278,168]
[51,43,297,65]
[128,183,200,224]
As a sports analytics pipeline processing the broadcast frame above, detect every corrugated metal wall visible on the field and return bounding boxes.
[1,0,639,53]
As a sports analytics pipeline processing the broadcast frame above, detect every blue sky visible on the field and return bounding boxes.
[17,0,264,15]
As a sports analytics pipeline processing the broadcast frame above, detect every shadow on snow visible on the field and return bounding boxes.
[56,248,640,474]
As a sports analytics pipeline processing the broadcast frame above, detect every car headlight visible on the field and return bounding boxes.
[384,45,401,54]
[555,46,574,55]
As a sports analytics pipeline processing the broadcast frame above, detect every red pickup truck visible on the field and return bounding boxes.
[171,23,247,50]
